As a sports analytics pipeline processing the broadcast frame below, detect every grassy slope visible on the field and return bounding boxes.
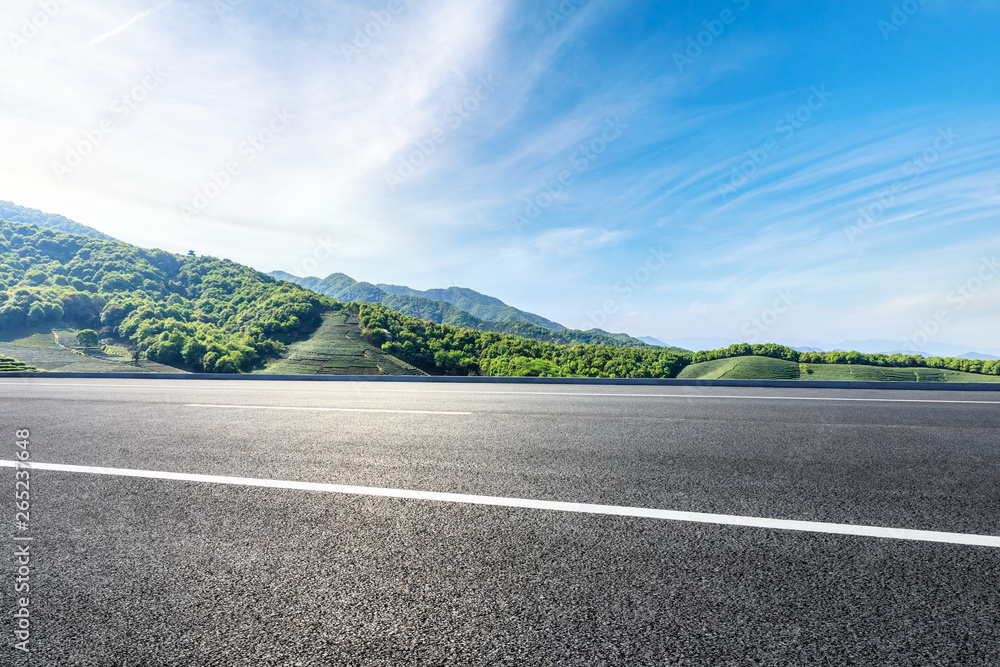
[677,356,1000,382]
[801,363,1000,383]
[0,329,148,372]
[0,328,189,373]
[677,356,800,380]
[254,310,426,376]
[0,314,423,376]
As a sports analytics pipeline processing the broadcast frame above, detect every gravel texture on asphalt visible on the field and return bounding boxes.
[2,379,999,665]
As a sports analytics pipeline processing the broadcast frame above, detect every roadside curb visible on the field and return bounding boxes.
[3,372,1000,391]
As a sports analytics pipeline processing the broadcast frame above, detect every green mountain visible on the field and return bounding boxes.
[376,283,565,330]
[0,219,336,372]
[351,302,691,378]
[272,271,561,328]
[0,200,115,241]
[6,210,994,381]
[269,271,654,349]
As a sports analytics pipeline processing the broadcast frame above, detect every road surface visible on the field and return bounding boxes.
[2,378,999,665]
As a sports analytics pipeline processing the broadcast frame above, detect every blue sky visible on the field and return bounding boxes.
[1,0,998,350]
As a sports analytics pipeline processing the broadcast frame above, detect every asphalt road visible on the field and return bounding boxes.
[2,378,999,665]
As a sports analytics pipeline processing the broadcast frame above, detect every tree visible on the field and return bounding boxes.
[27,301,63,326]
[76,329,100,348]
[181,338,207,367]
[24,269,47,286]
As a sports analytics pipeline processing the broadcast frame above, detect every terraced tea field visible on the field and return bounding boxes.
[677,355,1000,382]
[0,355,36,372]
[256,311,425,376]
[0,328,187,373]
[0,329,150,373]
[52,328,85,348]
[677,356,801,380]
[801,363,1000,382]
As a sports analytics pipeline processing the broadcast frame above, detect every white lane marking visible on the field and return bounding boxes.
[186,403,472,416]
[1,381,999,404]
[2,460,997,548]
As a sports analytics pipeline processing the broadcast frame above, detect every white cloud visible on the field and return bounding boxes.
[89,2,170,46]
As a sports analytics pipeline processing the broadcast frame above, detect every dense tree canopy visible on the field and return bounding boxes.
[2,218,995,379]
[352,302,690,378]
[0,200,114,240]
[0,220,331,372]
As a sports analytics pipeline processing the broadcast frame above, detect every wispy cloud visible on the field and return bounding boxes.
[89,2,171,46]
[0,0,997,348]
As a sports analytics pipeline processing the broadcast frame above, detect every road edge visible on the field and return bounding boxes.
[3,372,1000,391]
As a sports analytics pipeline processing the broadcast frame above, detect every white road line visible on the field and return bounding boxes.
[186,403,472,415]
[2,381,1000,404]
[2,460,997,548]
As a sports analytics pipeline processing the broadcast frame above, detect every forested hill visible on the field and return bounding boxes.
[270,270,653,349]
[351,302,690,378]
[0,200,115,241]
[348,304,1000,379]
[0,219,331,372]
[376,283,565,330]
[3,217,996,380]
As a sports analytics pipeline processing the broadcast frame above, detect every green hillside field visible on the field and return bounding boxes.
[254,310,425,376]
[0,327,173,373]
[677,356,1000,382]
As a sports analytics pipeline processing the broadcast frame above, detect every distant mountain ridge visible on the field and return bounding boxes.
[377,283,566,330]
[273,271,561,329]
[0,200,115,241]
[270,271,656,349]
